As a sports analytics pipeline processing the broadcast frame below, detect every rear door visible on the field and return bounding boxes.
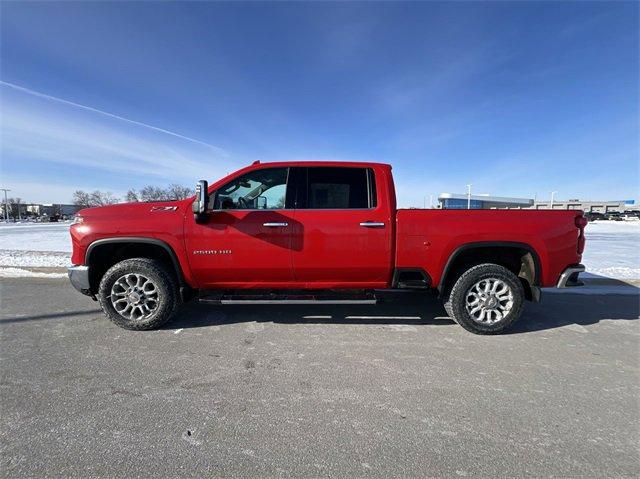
[185,166,296,288]
[291,166,392,287]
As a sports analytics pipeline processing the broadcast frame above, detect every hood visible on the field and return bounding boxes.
[77,200,189,220]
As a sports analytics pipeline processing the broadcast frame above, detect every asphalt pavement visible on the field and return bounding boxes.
[1,277,638,478]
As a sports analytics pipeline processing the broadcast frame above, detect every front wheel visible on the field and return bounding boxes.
[446,263,524,334]
[98,258,179,330]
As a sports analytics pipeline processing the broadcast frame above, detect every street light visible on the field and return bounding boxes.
[423,194,435,209]
[466,184,473,209]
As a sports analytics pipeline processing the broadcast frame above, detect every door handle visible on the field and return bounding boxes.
[263,222,289,227]
[359,222,385,227]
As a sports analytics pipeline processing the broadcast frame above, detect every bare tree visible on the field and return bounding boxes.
[166,184,191,200]
[73,190,92,208]
[89,190,118,206]
[140,186,168,202]
[6,198,15,220]
[13,197,22,220]
[125,189,139,202]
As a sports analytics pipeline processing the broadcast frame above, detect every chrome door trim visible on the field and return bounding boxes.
[263,222,289,227]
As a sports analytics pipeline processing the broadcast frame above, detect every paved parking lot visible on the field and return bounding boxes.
[1,277,638,478]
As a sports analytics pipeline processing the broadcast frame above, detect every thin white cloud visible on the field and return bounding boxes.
[0,81,227,154]
[0,82,244,190]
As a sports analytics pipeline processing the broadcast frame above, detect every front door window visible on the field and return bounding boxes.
[214,168,289,210]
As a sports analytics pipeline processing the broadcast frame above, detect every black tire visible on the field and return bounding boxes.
[446,263,524,335]
[98,258,179,330]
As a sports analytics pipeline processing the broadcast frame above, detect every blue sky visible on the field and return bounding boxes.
[1,1,638,206]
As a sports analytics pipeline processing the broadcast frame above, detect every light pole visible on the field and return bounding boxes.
[550,191,557,210]
[0,189,10,222]
[423,194,435,209]
[466,184,473,209]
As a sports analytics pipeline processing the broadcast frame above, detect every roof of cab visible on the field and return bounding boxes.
[247,160,392,169]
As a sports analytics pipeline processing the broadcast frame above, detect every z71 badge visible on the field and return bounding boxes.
[193,249,232,255]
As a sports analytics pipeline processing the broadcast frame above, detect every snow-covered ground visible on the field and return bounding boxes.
[0,219,638,283]
[0,221,72,270]
[581,220,640,280]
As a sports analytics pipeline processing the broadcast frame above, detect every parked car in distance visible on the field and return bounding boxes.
[621,211,640,220]
[604,211,624,221]
[585,212,606,222]
[68,161,587,334]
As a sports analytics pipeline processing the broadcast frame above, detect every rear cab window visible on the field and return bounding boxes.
[297,167,377,209]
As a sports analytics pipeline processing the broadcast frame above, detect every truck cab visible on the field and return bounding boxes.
[187,162,394,289]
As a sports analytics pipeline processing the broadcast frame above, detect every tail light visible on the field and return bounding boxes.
[575,214,586,254]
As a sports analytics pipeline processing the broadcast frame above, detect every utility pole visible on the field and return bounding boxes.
[429,194,434,209]
[466,184,473,209]
[550,191,557,210]
[0,189,10,222]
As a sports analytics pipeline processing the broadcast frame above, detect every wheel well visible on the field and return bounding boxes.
[440,245,539,300]
[86,240,181,294]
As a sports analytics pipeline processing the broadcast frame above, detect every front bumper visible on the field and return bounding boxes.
[67,265,92,296]
[556,264,585,288]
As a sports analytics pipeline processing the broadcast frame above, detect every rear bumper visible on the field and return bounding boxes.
[556,264,585,288]
[67,265,91,296]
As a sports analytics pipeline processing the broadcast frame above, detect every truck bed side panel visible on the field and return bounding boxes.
[395,210,582,288]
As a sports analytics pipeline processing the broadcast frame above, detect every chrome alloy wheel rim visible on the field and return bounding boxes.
[110,273,159,320]
[465,278,514,324]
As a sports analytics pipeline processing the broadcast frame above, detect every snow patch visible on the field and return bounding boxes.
[0,250,70,268]
[0,267,67,278]
[544,285,639,296]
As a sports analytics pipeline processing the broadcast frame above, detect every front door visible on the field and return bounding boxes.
[185,167,296,288]
[291,166,393,288]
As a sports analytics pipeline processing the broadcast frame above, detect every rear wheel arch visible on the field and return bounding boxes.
[85,237,185,294]
[439,242,542,299]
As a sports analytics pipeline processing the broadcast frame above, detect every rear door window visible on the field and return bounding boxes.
[299,167,374,209]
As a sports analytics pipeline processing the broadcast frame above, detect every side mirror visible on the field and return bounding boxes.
[192,180,209,222]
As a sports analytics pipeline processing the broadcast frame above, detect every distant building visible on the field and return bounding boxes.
[529,199,635,213]
[438,193,534,209]
[1,202,80,219]
[438,194,637,213]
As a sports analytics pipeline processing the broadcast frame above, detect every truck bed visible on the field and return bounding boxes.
[395,209,583,288]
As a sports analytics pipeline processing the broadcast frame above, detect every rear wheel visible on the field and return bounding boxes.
[446,263,524,334]
[98,258,178,330]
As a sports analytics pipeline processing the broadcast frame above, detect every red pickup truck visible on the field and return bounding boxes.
[69,161,586,334]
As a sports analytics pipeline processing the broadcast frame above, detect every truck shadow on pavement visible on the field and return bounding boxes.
[167,290,639,334]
